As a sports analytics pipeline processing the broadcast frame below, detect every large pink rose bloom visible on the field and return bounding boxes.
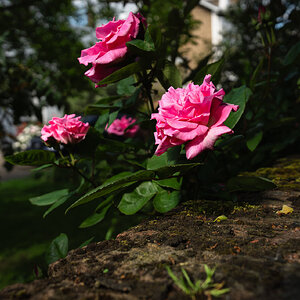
[151,75,239,160]
[106,116,139,138]
[78,12,146,86]
[41,114,89,145]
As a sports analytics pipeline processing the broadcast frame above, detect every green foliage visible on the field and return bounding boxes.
[166,265,230,299]
[157,61,182,89]
[193,58,224,85]
[30,189,69,206]
[45,233,68,265]
[98,60,151,85]
[223,85,252,129]
[5,150,56,166]
[118,181,158,215]
[153,190,180,213]
[246,131,263,151]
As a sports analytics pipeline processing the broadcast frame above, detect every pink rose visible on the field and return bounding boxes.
[41,114,89,145]
[106,116,139,138]
[151,75,239,160]
[78,12,146,87]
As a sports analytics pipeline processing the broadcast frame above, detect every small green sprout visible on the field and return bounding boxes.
[166,264,229,300]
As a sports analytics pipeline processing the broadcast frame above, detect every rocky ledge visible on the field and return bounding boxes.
[1,158,299,300]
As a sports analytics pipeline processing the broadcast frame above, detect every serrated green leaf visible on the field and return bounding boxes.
[66,170,155,212]
[118,181,158,215]
[147,153,168,170]
[246,131,263,151]
[30,189,69,206]
[193,58,224,85]
[154,177,182,190]
[227,176,276,192]
[117,76,136,95]
[5,150,56,166]
[98,60,151,85]
[223,85,252,129]
[126,39,155,52]
[45,233,68,265]
[153,190,180,213]
[79,204,112,228]
[159,61,182,89]
[155,163,202,178]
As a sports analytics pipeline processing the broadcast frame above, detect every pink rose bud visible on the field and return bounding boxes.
[151,75,239,160]
[106,116,139,138]
[41,114,89,145]
[78,12,146,87]
[258,5,266,24]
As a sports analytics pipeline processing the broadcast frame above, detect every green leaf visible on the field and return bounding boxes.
[98,60,151,85]
[154,177,182,190]
[283,41,300,66]
[95,110,109,131]
[79,204,112,228]
[158,61,182,89]
[209,288,230,297]
[126,39,155,52]
[147,153,168,170]
[117,76,136,95]
[66,170,155,212]
[85,103,121,115]
[214,215,228,222]
[79,237,95,248]
[148,25,163,51]
[155,163,202,178]
[223,85,252,129]
[5,150,56,166]
[29,189,69,206]
[43,194,70,218]
[118,181,158,215]
[106,110,119,128]
[31,163,53,172]
[227,176,276,192]
[250,58,264,90]
[153,190,180,213]
[45,233,68,265]
[146,146,181,171]
[193,58,224,85]
[246,131,263,151]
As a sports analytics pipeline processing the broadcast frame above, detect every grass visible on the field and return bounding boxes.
[0,169,145,290]
[0,170,99,289]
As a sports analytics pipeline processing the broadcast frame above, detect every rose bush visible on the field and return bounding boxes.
[106,116,139,138]
[78,12,146,86]
[41,114,89,145]
[151,75,239,159]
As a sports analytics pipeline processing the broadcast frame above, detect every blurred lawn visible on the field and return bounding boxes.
[0,171,144,290]
[0,172,97,289]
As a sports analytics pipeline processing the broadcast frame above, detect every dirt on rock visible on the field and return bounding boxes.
[1,158,300,300]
